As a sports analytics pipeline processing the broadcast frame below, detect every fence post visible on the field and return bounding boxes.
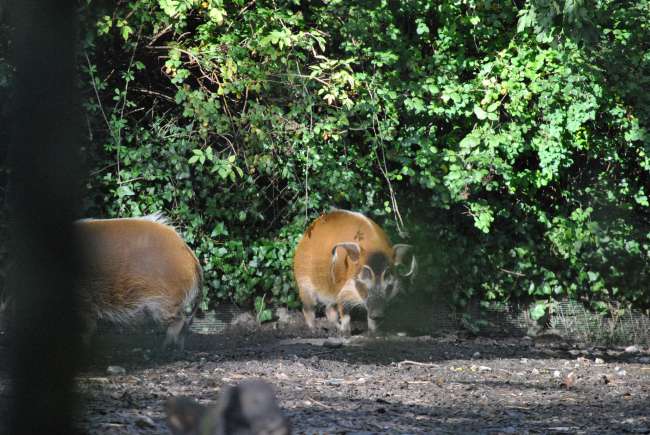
[6,1,84,434]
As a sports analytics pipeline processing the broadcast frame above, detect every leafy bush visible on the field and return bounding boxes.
[5,0,646,315]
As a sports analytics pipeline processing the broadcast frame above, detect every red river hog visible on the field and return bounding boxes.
[293,209,416,334]
[76,214,202,350]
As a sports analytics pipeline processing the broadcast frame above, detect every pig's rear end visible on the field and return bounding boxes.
[77,214,202,350]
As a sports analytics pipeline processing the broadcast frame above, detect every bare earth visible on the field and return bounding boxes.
[1,313,649,434]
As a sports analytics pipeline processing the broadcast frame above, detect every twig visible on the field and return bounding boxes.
[118,176,146,185]
[241,85,249,116]
[133,87,175,103]
[217,133,238,157]
[295,61,313,221]
[226,0,257,32]
[115,26,142,186]
[306,397,333,409]
[85,115,94,142]
[147,23,173,47]
[89,162,118,177]
[283,72,330,86]
[499,268,526,277]
[462,204,477,219]
[123,107,146,117]
[397,360,439,369]
[84,52,116,144]
[118,25,143,132]
[366,82,408,238]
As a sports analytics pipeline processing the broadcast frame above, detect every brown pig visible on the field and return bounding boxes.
[293,209,416,334]
[76,214,202,350]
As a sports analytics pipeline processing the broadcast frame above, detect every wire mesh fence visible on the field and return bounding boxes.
[549,300,650,345]
[76,296,650,346]
[445,298,650,345]
[190,305,246,334]
[190,298,650,345]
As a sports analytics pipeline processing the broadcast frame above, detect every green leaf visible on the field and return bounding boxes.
[159,0,180,17]
[116,185,134,198]
[529,302,547,321]
[255,295,273,323]
[487,102,499,112]
[96,16,112,35]
[469,203,494,233]
[473,106,488,120]
[120,24,133,41]
[209,8,226,25]
[460,134,480,149]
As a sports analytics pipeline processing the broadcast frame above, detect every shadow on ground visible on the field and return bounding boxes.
[1,317,649,434]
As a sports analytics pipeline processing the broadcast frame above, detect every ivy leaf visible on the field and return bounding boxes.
[120,24,133,41]
[474,106,488,120]
[116,185,135,198]
[529,302,547,321]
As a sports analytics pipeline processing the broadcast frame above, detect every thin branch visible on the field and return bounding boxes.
[147,23,173,47]
[306,397,333,409]
[366,82,407,238]
[89,162,118,177]
[499,268,526,277]
[397,360,439,369]
[85,115,94,142]
[225,0,257,33]
[295,60,313,221]
[83,52,116,144]
[283,72,330,86]
[132,87,175,103]
[118,176,146,185]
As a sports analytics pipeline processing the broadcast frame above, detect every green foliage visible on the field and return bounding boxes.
[529,302,548,321]
[254,294,273,324]
[71,0,649,313]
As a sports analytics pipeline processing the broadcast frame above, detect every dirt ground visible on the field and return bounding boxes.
[1,312,650,434]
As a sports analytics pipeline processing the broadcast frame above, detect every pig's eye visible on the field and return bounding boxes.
[359,265,373,282]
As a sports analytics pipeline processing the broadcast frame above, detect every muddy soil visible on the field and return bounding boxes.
[1,313,649,434]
